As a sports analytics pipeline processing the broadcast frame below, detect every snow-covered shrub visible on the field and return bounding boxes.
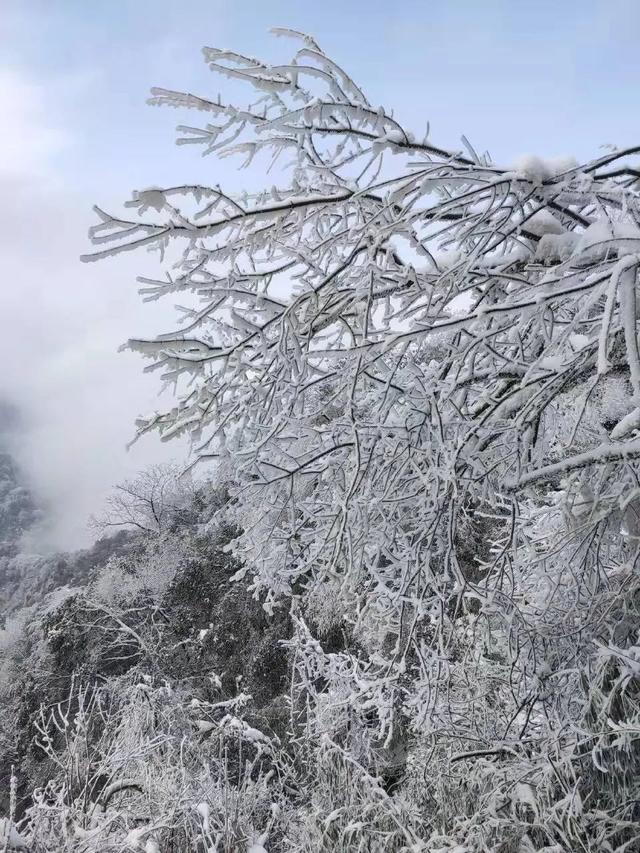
[23,676,292,852]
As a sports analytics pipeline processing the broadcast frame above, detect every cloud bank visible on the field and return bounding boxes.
[0,64,183,551]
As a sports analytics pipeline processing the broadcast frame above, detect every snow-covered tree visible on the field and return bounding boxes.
[82,30,640,850]
[91,464,197,536]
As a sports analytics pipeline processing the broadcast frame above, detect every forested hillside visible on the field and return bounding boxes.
[0,470,295,851]
[0,403,43,606]
[1,28,639,853]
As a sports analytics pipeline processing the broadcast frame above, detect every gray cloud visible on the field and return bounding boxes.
[0,68,184,551]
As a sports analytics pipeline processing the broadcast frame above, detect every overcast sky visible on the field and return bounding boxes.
[1,0,638,549]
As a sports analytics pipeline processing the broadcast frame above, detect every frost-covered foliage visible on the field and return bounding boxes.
[49,27,640,851]
[91,464,200,536]
[0,448,40,561]
[0,402,39,551]
[0,403,47,618]
[23,677,291,853]
[0,482,296,851]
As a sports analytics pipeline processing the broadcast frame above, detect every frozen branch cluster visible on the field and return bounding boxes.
[74,29,640,850]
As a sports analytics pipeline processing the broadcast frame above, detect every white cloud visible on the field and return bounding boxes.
[0,67,184,551]
[0,68,70,178]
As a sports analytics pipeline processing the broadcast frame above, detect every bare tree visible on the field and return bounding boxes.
[92,465,195,536]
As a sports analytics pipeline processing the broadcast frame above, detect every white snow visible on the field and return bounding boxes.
[247,831,269,852]
[511,153,577,183]
[129,187,167,212]
[535,231,578,262]
[220,714,271,744]
[125,826,149,850]
[575,221,640,257]
[525,209,565,237]
[196,801,211,832]
[611,407,640,440]
[0,819,28,850]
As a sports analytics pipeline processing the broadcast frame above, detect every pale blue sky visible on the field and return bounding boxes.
[5,0,640,190]
[0,0,638,546]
